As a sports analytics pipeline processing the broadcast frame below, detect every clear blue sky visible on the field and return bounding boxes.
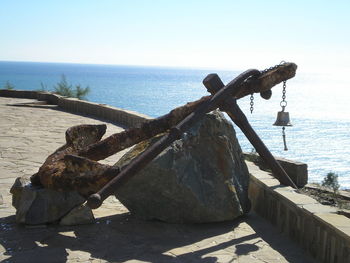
[1,0,349,72]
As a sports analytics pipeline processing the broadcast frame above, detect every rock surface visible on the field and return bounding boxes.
[59,203,95,226]
[115,110,251,223]
[10,177,86,225]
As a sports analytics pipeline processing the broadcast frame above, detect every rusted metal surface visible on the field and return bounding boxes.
[30,97,210,195]
[79,96,210,161]
[236,62,297,99]
[64,155,120,196]
[202,73,297,189]
[30,124,107,191]
[87,69,260,209]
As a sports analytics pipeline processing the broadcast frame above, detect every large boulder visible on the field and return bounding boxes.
[115,110,251,223]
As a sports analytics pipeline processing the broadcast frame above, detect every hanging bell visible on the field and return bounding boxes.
[274,79,292,151]
[273,107,292,151]
[273,108,292,127]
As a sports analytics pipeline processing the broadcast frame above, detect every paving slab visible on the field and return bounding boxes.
[0,97,316,263]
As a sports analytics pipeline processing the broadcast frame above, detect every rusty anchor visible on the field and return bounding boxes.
[87,69,261,208]
[29,63,298,209]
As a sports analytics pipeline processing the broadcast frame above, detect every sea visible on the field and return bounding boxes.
[1,61,349,188]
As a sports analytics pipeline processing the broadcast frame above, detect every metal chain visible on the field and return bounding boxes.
[262,61,289,151]
[280,80,287,109]
[249,61,288,114]
[260,60,286,75]
[250,94,254,113]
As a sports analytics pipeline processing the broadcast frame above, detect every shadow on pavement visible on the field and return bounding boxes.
[0,212,314,263]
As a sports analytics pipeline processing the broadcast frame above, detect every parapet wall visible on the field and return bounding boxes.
[248,161,350,263]
[0,89,152,128]
[243,152,308,188]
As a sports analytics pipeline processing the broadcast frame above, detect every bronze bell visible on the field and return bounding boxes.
[273,108,292,127]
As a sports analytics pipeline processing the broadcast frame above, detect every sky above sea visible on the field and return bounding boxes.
[1,1,350,73]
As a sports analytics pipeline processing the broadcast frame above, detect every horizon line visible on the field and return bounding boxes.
[0,59,242,72]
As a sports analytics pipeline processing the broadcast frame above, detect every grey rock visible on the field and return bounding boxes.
[0,194,3,205]
[115,110,251,223]
[10,177,85,225]
[60,204,95,226]
[11,177,30,209]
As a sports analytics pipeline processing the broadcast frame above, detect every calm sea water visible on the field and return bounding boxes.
[1,61,349,188]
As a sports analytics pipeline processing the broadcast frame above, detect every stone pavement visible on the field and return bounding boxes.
[0,97,316,263]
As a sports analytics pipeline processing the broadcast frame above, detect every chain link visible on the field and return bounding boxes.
[260,60,286,75]
[280,80,288,108]
[250,61,288,114]
[260,61,288,109]
[282,81,286,100]
[250,94,254,113]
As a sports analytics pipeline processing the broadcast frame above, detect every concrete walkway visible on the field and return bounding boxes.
[0,97,316,263]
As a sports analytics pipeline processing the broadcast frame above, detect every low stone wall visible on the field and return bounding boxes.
[248,161,350,263]
[243,152,308,188]
[0,89,152,128]
[0,89,38,99]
